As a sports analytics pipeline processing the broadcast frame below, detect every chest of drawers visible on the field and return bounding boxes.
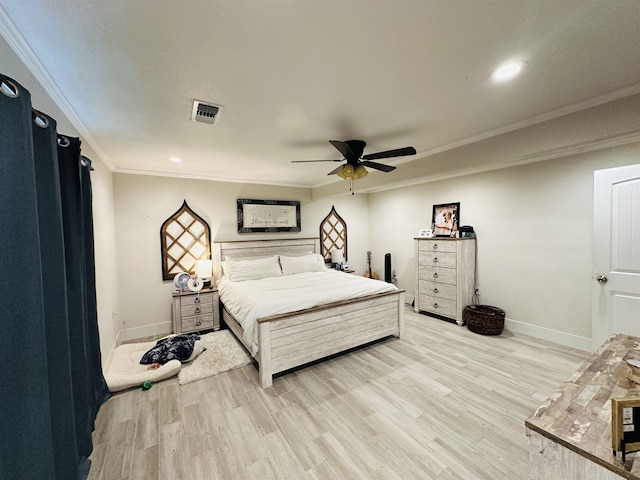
[414,238,476,325]
[171,288,220,334]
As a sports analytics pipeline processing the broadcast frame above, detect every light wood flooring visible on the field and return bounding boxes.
[88,307,590,480]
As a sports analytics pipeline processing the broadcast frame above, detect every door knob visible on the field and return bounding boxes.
[597,275,608,284]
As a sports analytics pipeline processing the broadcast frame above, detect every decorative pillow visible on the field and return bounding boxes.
[279,254,327,275]
[223,256,282,282]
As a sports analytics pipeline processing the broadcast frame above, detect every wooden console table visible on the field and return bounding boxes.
[526,334,640,479]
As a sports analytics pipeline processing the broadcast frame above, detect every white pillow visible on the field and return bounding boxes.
[222,256,282,282]
[279,254,327,275]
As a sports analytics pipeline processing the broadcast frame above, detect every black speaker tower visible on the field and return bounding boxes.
[384,253,391,283]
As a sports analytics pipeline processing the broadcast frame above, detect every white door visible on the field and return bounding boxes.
[592,164,640,350]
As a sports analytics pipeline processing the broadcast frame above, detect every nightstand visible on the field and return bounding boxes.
[171,287,220,334]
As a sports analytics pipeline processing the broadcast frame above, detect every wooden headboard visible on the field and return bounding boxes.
[212,238,320,284]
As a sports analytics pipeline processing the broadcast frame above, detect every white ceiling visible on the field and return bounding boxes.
[1,1,640,189]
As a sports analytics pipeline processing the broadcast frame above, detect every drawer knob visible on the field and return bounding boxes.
[195,319,201,326]
[194,297,201,304]
[433,288,438,294]
[195,307,201,314]
[433,272,438,278]
[433,244,438,250]
[433,302,438,309]
[433,257,438,263]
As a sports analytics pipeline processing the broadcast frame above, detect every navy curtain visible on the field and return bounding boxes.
[0,73,109,479]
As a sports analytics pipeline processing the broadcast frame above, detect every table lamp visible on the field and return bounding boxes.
[196,259,213,287]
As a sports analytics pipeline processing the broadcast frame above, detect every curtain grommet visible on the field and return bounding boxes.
[33,111,49,129]
[0,77,19,98]
[57,135,70,147]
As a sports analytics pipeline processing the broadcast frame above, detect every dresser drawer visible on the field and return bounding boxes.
[181,313,214,332]
[419,280,457,301]
[418,250,456,269]
[418,266,457,285]
[418,240,457,253]
[418,294,456,318]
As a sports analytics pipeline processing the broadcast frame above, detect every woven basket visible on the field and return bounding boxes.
[464,305,505,336]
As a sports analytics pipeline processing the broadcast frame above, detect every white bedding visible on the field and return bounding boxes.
[217,269,398,354]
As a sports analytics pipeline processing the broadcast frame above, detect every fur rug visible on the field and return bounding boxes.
[178,330,252,385]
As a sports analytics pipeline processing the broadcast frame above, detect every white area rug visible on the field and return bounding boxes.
[178,330,252,385]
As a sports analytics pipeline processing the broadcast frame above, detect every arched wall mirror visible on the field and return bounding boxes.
[320,205,347,263]
[160,201,211,280]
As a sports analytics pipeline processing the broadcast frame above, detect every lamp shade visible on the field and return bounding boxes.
[196,259,213,278]
[331,249,344,264]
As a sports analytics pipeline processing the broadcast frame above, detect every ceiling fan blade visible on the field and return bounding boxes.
[327,164,345,175]
[361,160,397,172]
[329,140,365,161]
[362,146,416,161]
[291,159,342,163]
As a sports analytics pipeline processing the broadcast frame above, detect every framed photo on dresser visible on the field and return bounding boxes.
[432,202,460,237]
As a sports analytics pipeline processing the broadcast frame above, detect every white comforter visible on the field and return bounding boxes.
[217,270,398,354]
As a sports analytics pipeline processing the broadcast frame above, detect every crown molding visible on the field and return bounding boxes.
[394,82,640,168]
[362,130,640,195]
[113,167,312,190]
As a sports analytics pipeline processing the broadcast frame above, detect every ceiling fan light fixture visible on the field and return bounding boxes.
[353,165,368,180]
[338,164,355,179]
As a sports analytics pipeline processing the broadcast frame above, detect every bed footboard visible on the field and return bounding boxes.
[257,290,404,387]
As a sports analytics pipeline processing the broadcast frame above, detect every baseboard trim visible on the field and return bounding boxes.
[122,321,173,344]
[505,317,591,352]
[103,329,125,372]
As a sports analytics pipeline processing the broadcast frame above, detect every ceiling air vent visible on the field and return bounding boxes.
[191,100,223,125]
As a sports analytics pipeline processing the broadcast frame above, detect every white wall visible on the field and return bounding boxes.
[112,173,370,339]
[369,141,640,350]
[91,160,120,364]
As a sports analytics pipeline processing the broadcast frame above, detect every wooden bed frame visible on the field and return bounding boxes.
[213,238,405,387]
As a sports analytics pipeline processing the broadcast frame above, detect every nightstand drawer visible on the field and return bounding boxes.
[181,313,214,332]
[181,302,213,317]
[181,292,213,306]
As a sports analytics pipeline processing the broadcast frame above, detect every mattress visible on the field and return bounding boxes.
[217,269,398,354]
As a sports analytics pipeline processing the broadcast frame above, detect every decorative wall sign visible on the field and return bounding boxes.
[237,199,301,233]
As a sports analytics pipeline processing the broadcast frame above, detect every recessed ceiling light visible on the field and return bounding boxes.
[168,156,183,163]
[491,61,526,82]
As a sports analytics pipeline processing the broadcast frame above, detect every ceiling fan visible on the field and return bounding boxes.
[292,140,416,182]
